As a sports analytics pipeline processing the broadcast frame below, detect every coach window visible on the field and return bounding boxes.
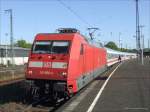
[80,44,84,55]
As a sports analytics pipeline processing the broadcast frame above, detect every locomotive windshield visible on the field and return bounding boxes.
[32,41,51,53]
[32,41,70,54]
[51,41,69,54]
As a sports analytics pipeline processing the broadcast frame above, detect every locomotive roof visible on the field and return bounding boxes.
[35,32,136,56]
[36,32,104,48]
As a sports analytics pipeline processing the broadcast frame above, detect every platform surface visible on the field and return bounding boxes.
[58,58,150,112]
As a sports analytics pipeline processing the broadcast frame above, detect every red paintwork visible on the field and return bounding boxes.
[26,33,107,93]
[67,34,107,92]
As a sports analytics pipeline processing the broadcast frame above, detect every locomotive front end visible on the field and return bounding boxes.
[25,33,73,101]
[26,40,70,81]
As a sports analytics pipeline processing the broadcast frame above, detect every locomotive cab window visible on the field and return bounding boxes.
[51,41,70,54]
[32,41,52,54]
[80,44,84,55]
[32,41,70,54]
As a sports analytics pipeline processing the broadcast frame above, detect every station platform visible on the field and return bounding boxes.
[57,58,150,112]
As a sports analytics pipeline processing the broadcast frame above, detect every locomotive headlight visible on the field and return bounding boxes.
[62,72,67,76]
[60,72,67,77]
[28,70,32,74]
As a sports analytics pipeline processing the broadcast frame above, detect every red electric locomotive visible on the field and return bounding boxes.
[25,28,107,101]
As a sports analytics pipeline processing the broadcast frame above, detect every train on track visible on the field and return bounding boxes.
[25,28,136,102]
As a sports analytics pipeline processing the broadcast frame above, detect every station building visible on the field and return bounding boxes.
[0,45,30,65]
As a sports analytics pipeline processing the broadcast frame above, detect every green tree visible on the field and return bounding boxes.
[105,41,118,50]
[15,39,32,48]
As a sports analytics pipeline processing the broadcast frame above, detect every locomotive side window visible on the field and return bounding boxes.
[51,41,69,54]
[32,41,51,53]
[80,44,84,55]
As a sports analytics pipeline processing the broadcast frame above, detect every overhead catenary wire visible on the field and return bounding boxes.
[57,0,92,28]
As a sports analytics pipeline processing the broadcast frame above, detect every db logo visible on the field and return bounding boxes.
[43,62,51,68]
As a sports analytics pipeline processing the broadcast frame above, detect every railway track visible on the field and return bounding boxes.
[0,78,25,86]
[0,102,50,112]
[0,97,67,112]
[0,79,68,112]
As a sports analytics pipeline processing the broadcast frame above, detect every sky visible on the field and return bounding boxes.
[0,0,150,49]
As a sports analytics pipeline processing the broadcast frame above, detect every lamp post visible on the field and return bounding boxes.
[5,33,8,67]
[5,9,15,67]
[139,25,145,65]
[133,35,138,50]
[135,0,141,62]
[119,32,121,49]
[141,35,144,65]
[148,39,150,49]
